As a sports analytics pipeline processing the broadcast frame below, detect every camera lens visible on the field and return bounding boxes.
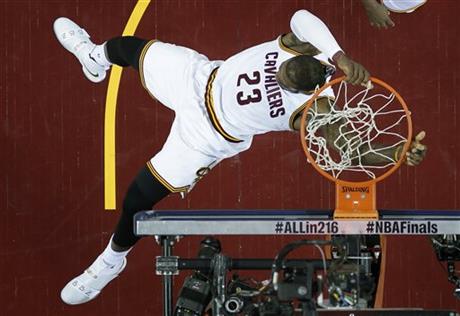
[224,296,243,313]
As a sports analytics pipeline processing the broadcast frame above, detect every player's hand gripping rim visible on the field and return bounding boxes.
[333,51,370,86]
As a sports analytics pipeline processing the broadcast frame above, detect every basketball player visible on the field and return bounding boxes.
[361,0,427,29]
[53,9,426,305]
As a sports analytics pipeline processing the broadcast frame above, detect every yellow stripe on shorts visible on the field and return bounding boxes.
[204,68,243,143]
[146,161,189,193]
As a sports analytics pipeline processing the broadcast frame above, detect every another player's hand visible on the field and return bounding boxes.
[361,0,395,29]
[333,52,370,86]
[405,131,427,166]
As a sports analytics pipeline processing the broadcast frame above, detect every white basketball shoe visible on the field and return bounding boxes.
[53,17,109,83]
[60,255,127,305]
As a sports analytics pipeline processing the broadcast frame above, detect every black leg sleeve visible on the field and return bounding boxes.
[105,36,149,70]
[112,165,171,248]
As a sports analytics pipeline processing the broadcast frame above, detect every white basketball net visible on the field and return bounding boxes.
[305,80,409,180]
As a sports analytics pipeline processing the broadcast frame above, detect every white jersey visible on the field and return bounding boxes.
[208,36,335,142]
[137,9,343,193]
[382,0,427,13]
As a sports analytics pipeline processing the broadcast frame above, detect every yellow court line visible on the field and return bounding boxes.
[104,0,151,210]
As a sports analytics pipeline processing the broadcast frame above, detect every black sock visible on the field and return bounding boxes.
[105,36,149,70]
[112,165,170,248]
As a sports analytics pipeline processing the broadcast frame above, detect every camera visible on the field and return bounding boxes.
[431,235,460,261]
[431,235,460,299]
[176,237,380,315]
[174,237,221,316]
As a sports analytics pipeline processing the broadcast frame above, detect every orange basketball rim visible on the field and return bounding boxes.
[300,76,413,219]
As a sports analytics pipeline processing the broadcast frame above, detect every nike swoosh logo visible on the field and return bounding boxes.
[83,62,99,78]
[83,55,100,78]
